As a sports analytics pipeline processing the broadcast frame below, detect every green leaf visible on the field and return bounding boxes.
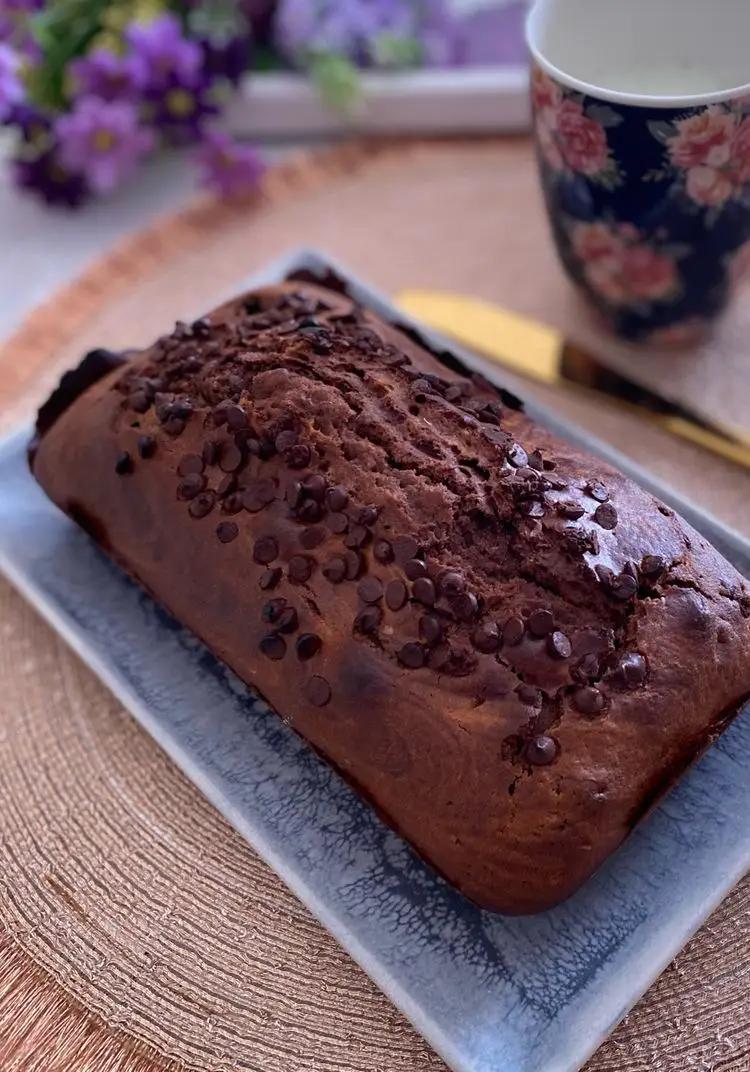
[370,33,422,69]
[26,0,114,110]
[309,52,361,114]
[647,119,675,144]
[585,103,623,128]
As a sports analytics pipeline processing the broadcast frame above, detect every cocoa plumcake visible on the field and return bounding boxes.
[30,280,750,914]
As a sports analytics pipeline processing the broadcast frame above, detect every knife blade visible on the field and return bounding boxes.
[396,290,750,471]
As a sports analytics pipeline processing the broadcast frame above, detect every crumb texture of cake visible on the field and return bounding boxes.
[31,280,750,913]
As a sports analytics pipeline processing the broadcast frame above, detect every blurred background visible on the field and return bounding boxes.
[0,0,529,336]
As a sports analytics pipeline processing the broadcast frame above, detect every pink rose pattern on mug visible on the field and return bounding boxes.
[532,66,750,342]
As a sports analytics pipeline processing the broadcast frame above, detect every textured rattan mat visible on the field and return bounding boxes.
[1,138,749,1072]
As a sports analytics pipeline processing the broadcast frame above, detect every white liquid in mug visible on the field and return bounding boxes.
[586,58,731,97]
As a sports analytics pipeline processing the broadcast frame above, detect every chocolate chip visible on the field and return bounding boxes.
[289,555,313,583]
[439,571,465,598]
[285,443,311,469]
[219,441,244,473]
[641,554,666,578]
[344,550,363,580]
[192,316,212,337]
[398,643,425,669]
[323,556,347,584]
[385,579,408,611]
[259,567,282,590]
[137,435,156,459]
[528,450,545,471]
[260,634,286,661]
[594,503,618,530]
[296,633,321,660]
[114,451,133,475]
[517,684,541,706]
[419,615,443,645]
[392,536,421,563]
[445,384,464,402]
[129,389,151,413]
[164,417,186,437]
[299,499,323,524]
[188,491,215,518]
[286,480,304,510]
[413,577,436,606]
[373,539,394,564]
[243,478,277,513]
[574,653,601,681]
[305,676,331,707]
[177,454,205,478]
[212,401,231,426]
[405,558,428,581]
[557,501,584,520]
[586,481,609,502]
[614,652,647,688]
[528,609,555,637]
[216,521,239,544]
[253,536,278,564]
[526,735,558,766]
[358,577,383,604]
[717,624,731,643]
[301,474,327,501]
[216,474,236,499]
[300,526,326,550]
[595,565,615,589]
[573,686,606,716]
[611,573,637,601]
[177,473,206,500]
[547,630,572,659]
[355,606,382,634]
[324,512,346,535]
[223,405,247,432]
[202,440,219,466]
[503,617,525,645]
[453,592,479,621]
[276,607,299,634]
[472,622,500,654]
[356,505,379,527]
[261,598,286,624]
[275,429,298,452]
[344,525,370,549]
[221,492,243,515]
[326,486,348,512]
[507,443,528,468]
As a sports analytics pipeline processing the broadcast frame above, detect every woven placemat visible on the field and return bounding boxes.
[1,138,749,1072]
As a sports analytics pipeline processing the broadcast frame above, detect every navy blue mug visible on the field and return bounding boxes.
[527,0,750,345]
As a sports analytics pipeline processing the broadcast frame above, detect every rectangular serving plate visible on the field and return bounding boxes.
[1,249,749,1072]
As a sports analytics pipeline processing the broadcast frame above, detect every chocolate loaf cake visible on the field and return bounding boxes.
[31,279,750,914]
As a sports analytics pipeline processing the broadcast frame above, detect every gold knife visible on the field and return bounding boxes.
[397,290,750,471]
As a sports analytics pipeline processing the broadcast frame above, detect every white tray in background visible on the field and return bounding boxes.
[227,66,530,139]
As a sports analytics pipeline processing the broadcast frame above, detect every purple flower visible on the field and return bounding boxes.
[274,0,454,69]
[70,48,148,102]
[144,72,218,142]
[126,14,202,90]
[13,148,90,208]
[0,43,23,120]
[200,33,252,86]
[56,96,154,194]
[2,100,51,145]
[196,129,265,197]
[0,0,43,12]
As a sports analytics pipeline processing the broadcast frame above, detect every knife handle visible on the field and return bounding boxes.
[655,416,750,470]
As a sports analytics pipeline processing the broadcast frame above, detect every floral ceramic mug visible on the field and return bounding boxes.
[526,0,750,344]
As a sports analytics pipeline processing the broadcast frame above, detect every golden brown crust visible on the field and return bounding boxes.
[31,281,750,913]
